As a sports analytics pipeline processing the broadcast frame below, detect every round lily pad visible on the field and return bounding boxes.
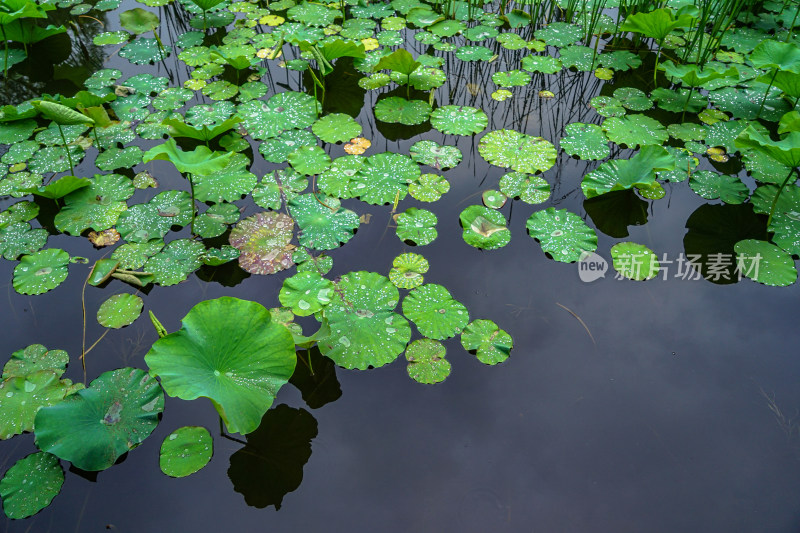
[402,284,469,340]
[116,190,193,243]
[278,271,334,316]
[2,344,68,379]
[498,172,550,204]
[97,293,144,329]
[0,371,78,440]
[610,242,660,281]
[734,239,797,287]
[374,97,432,125]
[0,452,64,519]
[312,113,362,144]
[429,105,488,135]
[521,54,562,74]
[409,173,450,202]
[351,152,419,205]
[0,223,47,260]
[482,190,507,209]
[229,212,295,275]
[460,319,513,365]
[613,87,652,111]
[389,252,429,290]
[409,140,462,170]
[602,115,668,148]
[144,239,205,286]
[478,129,557,174]
[526,208,598,262]
[396,207,437,246]
[259,129,318,164]
[159,426,213,478]
[689,170,749,204]
[289,194,359,250]
[491,69,532,87]
[13,249,70,296]
[459,205,510,250]
[34,368,164,471]
[288,145,332,176]
[560,123,610,160]
[405,339,450,384]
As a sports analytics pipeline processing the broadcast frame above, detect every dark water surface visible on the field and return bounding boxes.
[3,7,800,532]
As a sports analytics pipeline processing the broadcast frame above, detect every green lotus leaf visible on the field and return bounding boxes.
[374,48,420,75]
[193,166,257,203]
[741,149,792,185]
[0,371,77,440]
[610,242,660,281]
[239,91,319,140]
[111,239,164,269]
[0,223,47,260]
[163,116,240,142]
[651,87,707,113]
[94,30,130,45]
[200,245,240,266]
[660,60,738,88]
[459,205,510,250]
[667,122,706,142]
[187,0,225,12]
[689,170,749,204]
[359,73,392,90]
[293,248,333,275]
[289,194,358,250]
[0,452,64,519]
[54,173,134,235]
[526,208,598,262]
[23,175,90,200]
[144,239,205,286]
[460,319,512,365]
[116,190,193,243]
[34,368,163,471]
[637,182,666,200]
[396,207,437,246]
[409,67,446,90]
[2,344,68,379]
[491,69,531,87]
[405,338,449,384]
[389,252,429,290]
[351,152,418,205]
[143,139,235,176]
[429,105,487,135]
[409,173,450,202]
[374,97,431,126]
[482,190,507,209]
[252,168,308,209]
[498,172,550,204]
[159,426,213,478]
[705,119,752,154]
[119,38,169,64]
[735,127,800,168]
[95,145,143,171]
[535,21,582,46]
[619,7,693,39]
[279,271,334,316]
[146,297,295,434]
[478,129,557,174]
[317,155,363,199]
[30,101,93,126]
[429,19,465,37]
[229,212,295,275]
[318,271,411,370]
[558,45,597,71]
[409,140,462,170]
[598,50,642,71]
[288,145,332,176]
[560,123,610,160]
[194,203,241,239]
[497,30,529,46]
[613,87,653,111]
[602,115,668,148]
[590,95,626,117]
[120,7,159,34]
[312,113,362,144]
[0,201,38,227]
[97,293,143,328]
[734,239,797,287]
[749,39,800,73]
[582,145,675,198]
[402,283,469,340]
[13,249,70,295]
[520,54,562,74]
[259,129,318,164]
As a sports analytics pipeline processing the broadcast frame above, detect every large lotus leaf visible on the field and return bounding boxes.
[143,139,235,176]
[318,271,411,370]
[0,223,47,260]
[23,175,89,200]
[409,140,462,170]
[610,242,660,281]
[54,173,134,235]
[34,368,163,471]
[163,117,240,142]
[144,239,205,286]
[526,208,598,262]
[0,371,77,439]
[229,212,295,275]
[749,39,800,73]
[193,167,257,203]
[389,252,428,290]
[408,67,446,91]
[278,271,334,316]
[689,171,749,204]
[459,205,510,250]
[13,249,69,295]
[429,105,488,135]
[651,87,707,113]
[734,239,797,287]
[402,284,469,340]
[116,190,193,243]
[312,114,362,144]
[619,8,692,39]
[238,92,319,140]
[660,60,738,88]
[146,297,295,434]
[460,319,513,365]
[602,115,668,148]
[559,45,597,71]
[560,123,610,160]
[159,426,213,478]
[97,293,143,328]
[735,127,800,168]
[288,146,332,176]
[111,239,164,270]
[0,452,64,519]
[374,48,420,75]
[405,339,450,384]
[288,194,358,250]
[478,129,557,174]
[374,97,431,126]
[742,149,792,184]
[351,152,418,205]
[259,129,318,164]
[396,207,438,246]
[2,344,68,379]
[30,101,93,126]
[581,145,675,198]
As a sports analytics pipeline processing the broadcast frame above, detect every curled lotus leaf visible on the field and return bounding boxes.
[459,205,510,250]
[460,319,513,365]
[389,252,429,290]
[402,284,469,340]
[0,452,64,519]
[610,242,660,281]
[429,105,488,135]
[13,249,70,295]
[526,208,598,263]
[405,338,450,384]
[229,212,295,275]
[289,194,359,250]
[145,297,296,435]
[159,426,213,478]
[278,271,334,316]
[34,368,164,471]
[478,129,557,174]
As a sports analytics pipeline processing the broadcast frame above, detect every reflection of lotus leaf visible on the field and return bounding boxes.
[734,239,797,287]
[396,207,438,245]
[229,212,295,275]
[159,426,213,478]
[13,248,70,295]
[289,194,359,250]
[0,452,64,519]
[351,152,419,205]
[460,319,513,365]
[478,129,557,174]
[35,367,164,471]
[526,208,598,262]
[405,338,450,384]
[610,242,660,281]
[459,205,511,250]
[402,284,469,340]
[429,105,488,135]
[318,271,411,370]
[146,297,296,434]
[389,252,429,289]
[279,271,334,316]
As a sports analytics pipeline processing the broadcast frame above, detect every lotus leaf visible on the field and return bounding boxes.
[651,87,707,113]
[317,155,363,199]
[143,139,234,176]
[312,114,362,144]
[735,127,800,168]
[293,249,333,275]
[560,123,610,160]
[582,145,675,198]
[229,212,295,275]
[459,205,511,250]
[409,140,462,170]
[734,239,797,287]
[97,293,143,328]
[144,239,205,286]
[482,190,507,209]
[0,452,63,519]
[193,203,241,239]
[409,67,446,90]
[159,426,213,478]
[602,115,668,148]
[112,239,164,270]
[396,207,438,246]
[429,105,488,135]
[193,166,257,203]
[30,101,93,126]
[409,173,450,202]
[374,97,431,126]
[259,129,318,163]
[478,129,557,174]
[498,172,550,204]
[279,271,334,316]
[610,242,660,281]
[613,87,652,111]
[402,284,469,340]
[13,249,70,295]
[288,146,332,176]
[119,38,168,64]
[535,22,582,47]
[520,55,562,74]
[201,245,240,266]
[116,190,193,243]
[460,319,512,365]
[34,368,163,471]
[238,91,319,140]
[0,223,47,260]
[590,96,626,117]
[559,45,597,71]
[120,8,159,34]
[54,173,134,235]
[2,345,68,379]
[599,51,642,71]
[351,152,418,205]
[405,338,450,384]
[526,208,598,262]
[0,371,77,439]
[389,252,428,290]
[689,171,749,204]
[252,168,308,209]
[289,194,358,250]
[491,70,531,87]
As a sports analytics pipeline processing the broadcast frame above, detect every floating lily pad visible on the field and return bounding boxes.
[590,96,626,118]
[613,87,652,111]
[193,166,257,204]
[459,205,510,250]
[409,173,450,202]
[482,190,507,209]
[252,168,308,209]
[521,55,562,74]
[312,113,362,143]
[289,194,359,250]
[194,203,241,239]
[0,223,47,260]
[478,129,557,174]
[229,212,295,275]
[402,284,469,340]
[34,368,164,471]
[560,123,610,160]
[239,91,319,140]
[288,145,331,176]
[498,172,550,204]
[0,452,64,519]
[278,271,334,316]
[602,115,668,148]
[0,371,78,440]
[259,129,318,164]
[111,239,164,270]
[526,208,598,262]
[54,173,134,235]
[159,426,213,478]
[491,69,531,87]
[689,170,749,204]
[396,207,437,245]
[144,239,205,286]
[409,140,462,170]
[734,239,797,287]
[581,145,675,198]
[389,252,429,290]
[405,338,450,384]
[2,345,68,379]
[119,38,169,65]
[429,105,488,135]
[460,319,512,365]
[374,97,431,125]
[610,242,660,281]
[13,249,70,295]
[200,245,240,266]
[146,297,295,434]
[97,293,143,329]
[535,21,583,47]
[351,152,418,204]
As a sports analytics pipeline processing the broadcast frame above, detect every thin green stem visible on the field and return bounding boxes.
[767,168,797,230]
[758,68,780,117]
[57,123,75,176]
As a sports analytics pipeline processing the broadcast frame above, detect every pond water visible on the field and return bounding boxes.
[2,0,800,531]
